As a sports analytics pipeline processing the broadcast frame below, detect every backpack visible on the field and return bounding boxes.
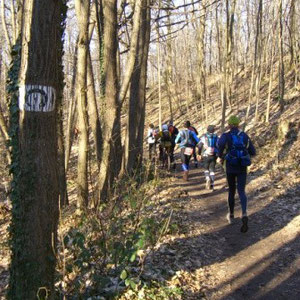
[181,130,195,147]
[225,131,251,167]
[188,126,197,134]
[161,130,171,141]
[203,133,218,156]
[160,130,172,148]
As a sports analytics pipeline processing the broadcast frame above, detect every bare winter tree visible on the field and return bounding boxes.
[124,0,151,173]
[97,0,121,202]
[75,0,90,208]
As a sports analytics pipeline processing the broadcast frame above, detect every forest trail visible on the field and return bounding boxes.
[144,160,300,299]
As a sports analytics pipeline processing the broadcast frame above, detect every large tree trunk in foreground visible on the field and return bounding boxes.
[8,1,65,298]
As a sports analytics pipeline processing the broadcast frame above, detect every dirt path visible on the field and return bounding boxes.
[145,162,300,299]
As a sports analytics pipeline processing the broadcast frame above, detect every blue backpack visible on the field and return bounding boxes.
[203,134,218,156]
[225,131,251,167]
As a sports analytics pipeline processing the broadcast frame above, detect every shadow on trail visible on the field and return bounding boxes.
[190,235,300,300]
[143,180,300,299]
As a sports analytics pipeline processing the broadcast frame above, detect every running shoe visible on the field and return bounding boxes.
[226,213,234,224]
[241,216,248,233]
[205,179,211,190]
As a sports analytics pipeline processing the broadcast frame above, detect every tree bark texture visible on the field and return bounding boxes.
[87,50,103,165]
[9,0,64,298]
[64,36,78,172]
[98,0,121,203]
[75,0,90,208]
[197,0,207,123]
[124,0,151,173]
[87,11,103,166]
[278,0,285,112]
[165,1,174,121]
[119,0,143,104]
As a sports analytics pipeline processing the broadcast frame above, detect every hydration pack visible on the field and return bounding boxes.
[188,126,198,135]
[161,130,171,142]
[203,133,218,156]
[160,130,172,148]
[181,130,195,147]
[225,131,251,167]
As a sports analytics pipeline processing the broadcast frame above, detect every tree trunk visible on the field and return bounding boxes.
[98,0,121,203]
[165,0,173,121]
[118,0,143,104]
[157,21,162,129]
[124,0,151,173]
[254,0,263,122]
[197,0,207,124]
[278,0,285,112]
[95,0,105,98]
[8,0,65,298]
[75,0,90,208]
[136,4,151,162]
[1,0,12,61]
[64,36,78,172]
[87,50,102,165]
[289,0,299,86]
[216,3,226,133]
[87,3,102,166]
[244,0,263,129]
[57,100,68,207]
[225,0,237,110]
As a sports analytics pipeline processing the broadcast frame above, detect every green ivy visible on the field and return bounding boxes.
[7,38,22,300]
[7,1,68,298]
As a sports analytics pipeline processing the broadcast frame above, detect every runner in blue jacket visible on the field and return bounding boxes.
[218,116,256,233]
[175,121,200,181]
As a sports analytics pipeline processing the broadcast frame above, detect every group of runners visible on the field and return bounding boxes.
[147,115,256,233]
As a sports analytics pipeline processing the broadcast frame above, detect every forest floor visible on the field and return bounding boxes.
[133,68,300,299]
[134,158,300,299]
[0,147,300,300]
[1,77,300,299]
[1,128,300,299]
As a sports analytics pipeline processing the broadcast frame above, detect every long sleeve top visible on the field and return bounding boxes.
[175,129,200,148]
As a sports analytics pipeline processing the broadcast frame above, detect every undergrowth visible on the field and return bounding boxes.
[55,164,181,299]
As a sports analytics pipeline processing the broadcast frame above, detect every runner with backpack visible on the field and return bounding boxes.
[197,125,219,191]
[168,120,179,168]
[218,116,256,233]
[186,121,199,168]
[175,121,200,181]
[147,123,156,160]
[156,124,173,169]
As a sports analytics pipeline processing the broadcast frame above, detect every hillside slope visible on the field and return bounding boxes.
[140,66,300,299]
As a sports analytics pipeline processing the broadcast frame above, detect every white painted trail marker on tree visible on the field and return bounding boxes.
[19,85,56,112]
